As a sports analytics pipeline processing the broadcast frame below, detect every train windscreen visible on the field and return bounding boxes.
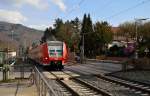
[48,41,63,57]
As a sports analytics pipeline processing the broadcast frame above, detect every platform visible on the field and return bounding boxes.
[0,80,37,96]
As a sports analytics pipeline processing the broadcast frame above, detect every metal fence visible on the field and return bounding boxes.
[34,66,57,96]
[10,65,33,79]
[8,64,33,79]
[0,63,65,96]
[0,64,33,81]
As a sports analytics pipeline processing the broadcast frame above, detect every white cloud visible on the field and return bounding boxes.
[13,0,48,9]
[3,0,49,10]
[0,9,27,23]
[51,0,66,12]
[29,24,52,30]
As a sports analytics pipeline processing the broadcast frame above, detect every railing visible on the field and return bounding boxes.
[0,63,33,81]
[7,64,32,80]
[34,66,57,96]
[1,61,63,96]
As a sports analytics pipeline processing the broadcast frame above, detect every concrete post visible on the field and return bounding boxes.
[122,60,128,71]
[3,64,9,81]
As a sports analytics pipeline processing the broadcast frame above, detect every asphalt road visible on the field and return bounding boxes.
[65,61,122,75]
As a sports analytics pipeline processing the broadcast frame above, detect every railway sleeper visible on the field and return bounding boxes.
[61,80,101,96]
[74,78,112,96]
[96,75,150,95]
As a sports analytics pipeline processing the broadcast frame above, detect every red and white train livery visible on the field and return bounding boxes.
[28,41,68,70]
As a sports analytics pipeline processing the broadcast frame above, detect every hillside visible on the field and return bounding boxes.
[0,21,43,50]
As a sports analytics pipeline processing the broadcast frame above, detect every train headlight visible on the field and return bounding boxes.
[45,57,48,60]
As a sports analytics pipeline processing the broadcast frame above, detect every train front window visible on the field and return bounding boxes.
[48,46,63,57]
[56,50,62,56]
[49,50,55,56]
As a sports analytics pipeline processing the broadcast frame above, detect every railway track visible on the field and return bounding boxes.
[42,71,72,96]
[52,71,112,96]
[37,65,150,96]
[108,71,150,85]
[66,68,150,96]
[96,75,150,96]
[43,70,111,96]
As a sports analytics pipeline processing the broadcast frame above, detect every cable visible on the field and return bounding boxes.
[103,0,150,20]
[62,0,85,19]
[79,0,85,6]
[100,0,115,9]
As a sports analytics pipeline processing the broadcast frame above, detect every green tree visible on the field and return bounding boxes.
[70,17,81,52]
[94,21,113,55]
[53,17,81,51]
[41,27,53,43]
[81,14,94,57]
[54,18,63,27]
[53,18,63,33]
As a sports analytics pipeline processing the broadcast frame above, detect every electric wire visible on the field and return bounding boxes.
[103,0,150,20]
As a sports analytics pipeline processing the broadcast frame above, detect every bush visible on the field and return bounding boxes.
[108,45,125,57]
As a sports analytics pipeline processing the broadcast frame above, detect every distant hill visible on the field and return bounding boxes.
[0,21,43,51]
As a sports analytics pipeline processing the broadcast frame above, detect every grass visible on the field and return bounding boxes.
[0,78,29,83]
[0,79,17,83]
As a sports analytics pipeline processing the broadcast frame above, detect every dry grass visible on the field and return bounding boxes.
[0,41,17,51]
[129,57,150,70]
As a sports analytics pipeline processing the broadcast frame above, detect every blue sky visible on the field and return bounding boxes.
[0,0,150,30]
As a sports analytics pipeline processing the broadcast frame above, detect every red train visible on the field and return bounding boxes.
[28,41,68,70]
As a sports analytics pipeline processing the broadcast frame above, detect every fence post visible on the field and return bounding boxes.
[122,60,128,71]
[2,64,10,81]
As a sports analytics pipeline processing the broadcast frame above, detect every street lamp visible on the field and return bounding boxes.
[134,18,149,59]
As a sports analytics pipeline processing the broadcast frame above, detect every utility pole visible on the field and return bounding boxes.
[135,20,138,59]
[80,32,95,64]
[135,18,149,59]
[82,34,85,64]
[80,33,85,64]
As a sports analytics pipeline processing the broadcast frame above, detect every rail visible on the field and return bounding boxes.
[34,66,57,96]
[87,59,120,64]
[96,74,150,95]
[50,71,112,96]
[63,71,112,96]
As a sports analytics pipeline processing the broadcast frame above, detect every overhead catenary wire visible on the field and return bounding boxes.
[96,0,118,22]
[103,0,150,20]
[50,0,85,28]
[100,0,116,10]
[69,0,85,13]
[70,0,114,18]
[62,0,85,19]
[78,0,85,6]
